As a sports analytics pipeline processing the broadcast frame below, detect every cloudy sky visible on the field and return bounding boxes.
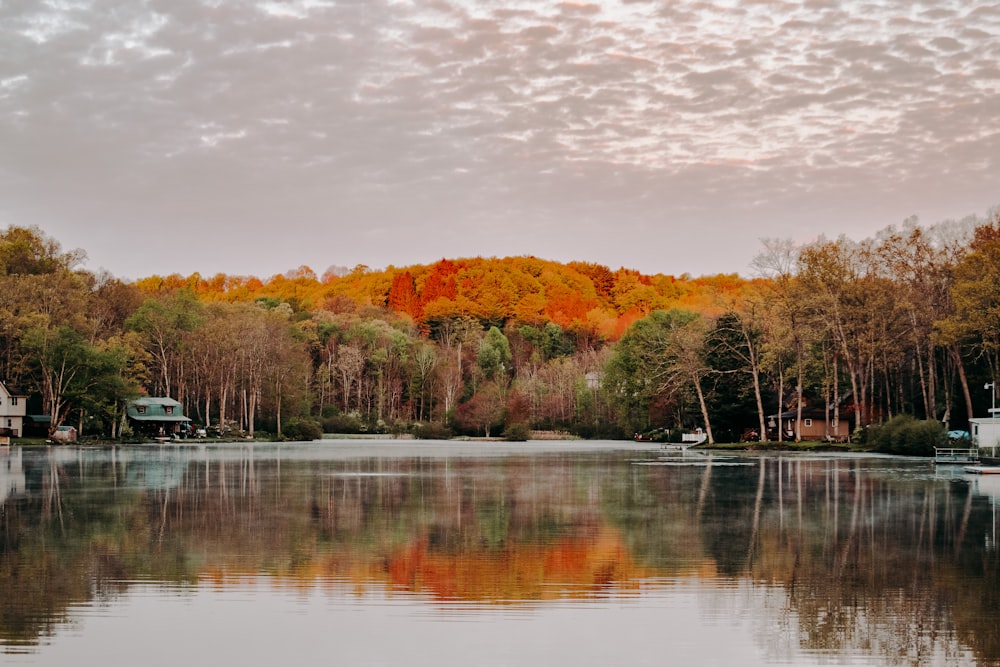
[2,0,998,280]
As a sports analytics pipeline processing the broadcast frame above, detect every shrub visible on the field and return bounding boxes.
[322,414,365,434]
[504,423,531,441]
[868,415,945,456]
[283,417,323,441]
[412,422,453,440]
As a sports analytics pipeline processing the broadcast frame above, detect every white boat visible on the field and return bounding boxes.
[681,430,708,445]
[964,465,1000,475]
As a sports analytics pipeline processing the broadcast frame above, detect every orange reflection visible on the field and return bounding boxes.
[385,526,647,602]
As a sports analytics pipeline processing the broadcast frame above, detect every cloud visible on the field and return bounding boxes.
[0,0,998,280]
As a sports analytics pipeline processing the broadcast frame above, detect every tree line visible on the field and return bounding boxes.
[1,209,998,442]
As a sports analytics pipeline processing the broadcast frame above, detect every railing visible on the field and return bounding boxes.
[934,447,980,463]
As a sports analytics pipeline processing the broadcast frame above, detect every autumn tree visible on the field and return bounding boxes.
[126,290,205,401]
[938,212,1000,422]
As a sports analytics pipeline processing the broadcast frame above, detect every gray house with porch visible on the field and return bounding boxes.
[126,397,191,438]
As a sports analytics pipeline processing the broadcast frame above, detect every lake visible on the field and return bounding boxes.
[1,441,998,666]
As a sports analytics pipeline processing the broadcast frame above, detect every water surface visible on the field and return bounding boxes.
[1,441,997,666]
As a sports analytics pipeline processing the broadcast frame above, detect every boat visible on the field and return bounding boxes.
[681,430,708,446]
[634,428,708,447]
[964,465,1000,475]
[659,430,709,452]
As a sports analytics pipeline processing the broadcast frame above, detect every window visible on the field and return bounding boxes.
[137,406,146,414]
[165,406,174,415]
[804,419,813,427]
[10,396,16,405]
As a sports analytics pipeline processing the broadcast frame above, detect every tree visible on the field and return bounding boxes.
[22,325,134,432]
[454,381,505,437]
[938,212,1000,423]
[604,309,716,442]
[704,311,768,442]
[410,342,438,422]
[0,225,85,276]
[477,326,512,382]
[126,290,204,400]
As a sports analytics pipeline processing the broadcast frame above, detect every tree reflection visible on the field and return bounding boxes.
[0,446,999,664]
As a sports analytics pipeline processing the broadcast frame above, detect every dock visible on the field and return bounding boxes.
[934,447,979,464]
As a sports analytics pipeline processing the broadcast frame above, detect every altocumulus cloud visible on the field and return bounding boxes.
[1,0,998,279]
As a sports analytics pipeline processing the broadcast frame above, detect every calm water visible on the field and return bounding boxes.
[2,441,999,666]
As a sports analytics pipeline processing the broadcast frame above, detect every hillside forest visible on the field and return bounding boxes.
[2,210,1000,444]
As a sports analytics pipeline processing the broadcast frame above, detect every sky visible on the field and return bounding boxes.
[1,0,998,281]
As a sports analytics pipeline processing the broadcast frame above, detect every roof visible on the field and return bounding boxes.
[770,406,831,420]
[126,397,191,422]
[0,380,27,398]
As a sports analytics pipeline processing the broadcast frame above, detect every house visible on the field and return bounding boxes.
[767,404,849,442]
[0,381,28,438]
[126,397,192,438]
[969,417,1000,457]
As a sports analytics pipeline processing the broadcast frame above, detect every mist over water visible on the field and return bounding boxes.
[1,442,997,666]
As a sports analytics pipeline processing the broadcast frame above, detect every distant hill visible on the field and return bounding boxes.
[133,256,750,340]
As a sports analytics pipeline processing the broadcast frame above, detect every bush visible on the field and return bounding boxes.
[322,414,365,434]
[867,415,945,456]
[283,417,323,441]
[504,423,531,441]
[412,422,453,440]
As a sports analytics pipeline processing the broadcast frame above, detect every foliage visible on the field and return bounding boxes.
[866,415,946,456]
[603,309,705,436]
[503,422,531,441]
[4,209,999,447]
[477,326,512,381]
[282,417,323,441]
[322,414,366,434]
[412,422,453,440]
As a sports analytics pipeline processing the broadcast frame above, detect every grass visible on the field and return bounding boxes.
[698,439,860,453]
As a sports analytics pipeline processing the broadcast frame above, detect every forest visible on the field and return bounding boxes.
[1,209,999,444]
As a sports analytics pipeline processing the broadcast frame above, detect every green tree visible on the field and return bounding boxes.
[477,326,512,382]
[703,311,768,443]
[604,309,715,441]
[22,325,134,432]
[0,225,85,276]
[126,290,205,400]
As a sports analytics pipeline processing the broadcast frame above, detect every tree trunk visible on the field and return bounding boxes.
[692,372,714,445]
[952,345,974,423]
[777,366,784,443]
[275,388,282,438]
[795,363,804,442]
[833,352,842,440]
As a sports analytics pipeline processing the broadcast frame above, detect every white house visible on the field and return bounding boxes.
[969,417,1000,457]
[0,380,28,438]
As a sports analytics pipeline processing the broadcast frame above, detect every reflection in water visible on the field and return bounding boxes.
[1,443,998,666]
